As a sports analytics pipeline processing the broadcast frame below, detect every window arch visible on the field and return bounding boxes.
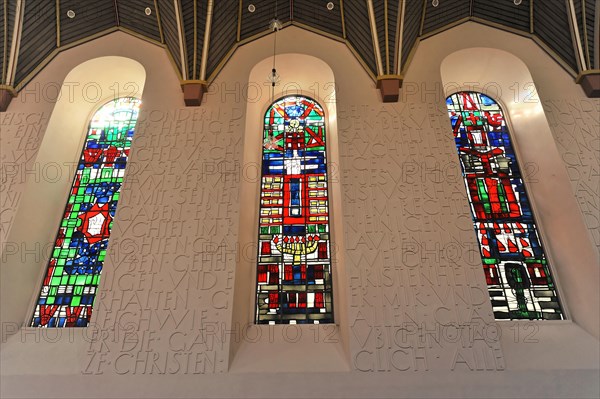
[446,91,563,320]
[31,97,141,327]
[255,95,333,324]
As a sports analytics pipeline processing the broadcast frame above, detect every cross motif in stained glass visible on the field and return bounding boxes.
[256,96,334,324]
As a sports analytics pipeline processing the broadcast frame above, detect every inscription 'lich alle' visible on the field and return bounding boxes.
[256,96,333,324]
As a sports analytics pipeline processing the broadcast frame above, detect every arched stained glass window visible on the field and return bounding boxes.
[31,97,141,327]
[446,92,563,320]
[255,96,333,324]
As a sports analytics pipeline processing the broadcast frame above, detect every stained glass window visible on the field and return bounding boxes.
[255,96,334,324]
[446,92,563,320]
[31,97,140,327]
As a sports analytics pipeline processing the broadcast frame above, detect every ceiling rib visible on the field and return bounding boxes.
[154,0,165,43]
[384,0,390,74]
[5,0,23,86]
[2,0,7,82]
[173,0,188,80]
[193,0,197,79]
[200,0,214,81]
[567,0,587,71]
[56,0,60,46]
[581,0,590,69]
[419,0,426,35]
[366,0,384,76]
[530,0,534,33]
[594,0,600,69]
[236,0,242,41]
[340,0,347,38]
[113,0,120,26]
[396,0,405,75]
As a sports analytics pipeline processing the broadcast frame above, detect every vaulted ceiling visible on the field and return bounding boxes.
[1,0,598,93]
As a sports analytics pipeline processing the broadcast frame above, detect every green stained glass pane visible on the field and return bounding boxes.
[30,98,140,327]
[256,96,333,325]
[446,91,562,321]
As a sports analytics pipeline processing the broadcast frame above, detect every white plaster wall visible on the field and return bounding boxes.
[1,22,599,399]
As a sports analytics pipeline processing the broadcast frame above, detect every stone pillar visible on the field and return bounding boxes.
[181,80,208,106]
[576,70,600,98]
[376,75,402,103]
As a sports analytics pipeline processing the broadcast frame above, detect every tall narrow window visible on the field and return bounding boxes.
[256,96,333,324]
[446,92,563,320]
[31,97,141,327]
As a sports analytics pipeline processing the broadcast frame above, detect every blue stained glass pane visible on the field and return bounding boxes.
[256,96,333,324]
[445,91,563,320]
[30,97,140,328]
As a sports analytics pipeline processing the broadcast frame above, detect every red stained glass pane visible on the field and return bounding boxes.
[446,92,562,320]
[255,96,333,324]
